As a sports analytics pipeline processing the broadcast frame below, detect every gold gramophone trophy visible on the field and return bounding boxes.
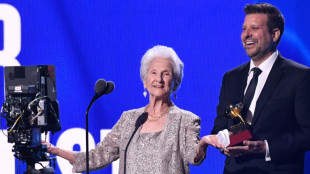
[225,102,253,146]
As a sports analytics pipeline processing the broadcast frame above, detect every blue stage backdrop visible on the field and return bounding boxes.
[0,1,309,173]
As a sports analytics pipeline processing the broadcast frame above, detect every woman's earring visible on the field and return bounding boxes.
[174,93,177,100]
[143,89,147,98]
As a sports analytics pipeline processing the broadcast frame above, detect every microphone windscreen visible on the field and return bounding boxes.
[135,112,148,128]
[94,79,107,94]
[105,81,115,94]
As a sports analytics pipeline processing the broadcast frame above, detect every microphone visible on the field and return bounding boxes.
[85,79,114,174]
[135,112,148,128]
[124,112,148,173]
[95,79,107,94]
[104,81,115,95]
[93,79,107,101]
[92,80,115,102]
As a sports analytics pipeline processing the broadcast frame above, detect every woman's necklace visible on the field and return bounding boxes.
[145,104,171,122]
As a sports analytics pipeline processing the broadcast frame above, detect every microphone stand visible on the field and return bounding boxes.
[84,80,113,174]
[85,97,98,174]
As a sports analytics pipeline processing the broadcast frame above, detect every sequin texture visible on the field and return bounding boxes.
[71,105,204,173]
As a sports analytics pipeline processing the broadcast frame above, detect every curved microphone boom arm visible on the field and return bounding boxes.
[85,79,114,174]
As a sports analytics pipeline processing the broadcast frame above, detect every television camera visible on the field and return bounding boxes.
[1,65,61,174]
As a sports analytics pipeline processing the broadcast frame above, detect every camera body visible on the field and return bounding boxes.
[1,65,60,170]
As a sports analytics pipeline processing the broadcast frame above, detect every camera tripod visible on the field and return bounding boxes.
[13,143,56,174]
[22,154,56,174]
[24,162,55,174]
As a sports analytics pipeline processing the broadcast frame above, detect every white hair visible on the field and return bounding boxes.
[140,45,184,92]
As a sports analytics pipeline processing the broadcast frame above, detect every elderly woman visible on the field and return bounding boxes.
[44,45,223,173]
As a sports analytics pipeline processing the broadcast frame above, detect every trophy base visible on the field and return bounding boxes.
[228,129,252,146]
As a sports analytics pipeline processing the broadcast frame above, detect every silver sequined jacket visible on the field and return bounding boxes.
[72,105,204,173]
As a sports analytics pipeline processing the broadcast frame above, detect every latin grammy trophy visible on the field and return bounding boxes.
[224,102,254,146]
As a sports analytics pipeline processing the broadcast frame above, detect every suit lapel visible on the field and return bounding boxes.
[251,56,286,126]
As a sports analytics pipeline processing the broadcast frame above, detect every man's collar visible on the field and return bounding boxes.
[249,50,278,72]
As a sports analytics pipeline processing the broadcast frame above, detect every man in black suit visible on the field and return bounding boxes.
[211,3,310,174]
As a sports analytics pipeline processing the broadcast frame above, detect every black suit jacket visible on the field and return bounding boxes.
[212,54,310,174]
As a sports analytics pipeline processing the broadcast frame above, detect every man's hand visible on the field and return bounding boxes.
[223,140,266,157]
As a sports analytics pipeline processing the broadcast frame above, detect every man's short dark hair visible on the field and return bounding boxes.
[244,3,285,46]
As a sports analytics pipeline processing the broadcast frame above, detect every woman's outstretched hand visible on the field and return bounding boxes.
[42,140,58,156]
[195,135,225,163]
[201,135,225,149]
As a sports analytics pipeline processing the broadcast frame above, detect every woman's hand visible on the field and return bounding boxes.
[42,140,58,156]
[42,140,76,163]
[201,135,225,149]
[195,135,225,163]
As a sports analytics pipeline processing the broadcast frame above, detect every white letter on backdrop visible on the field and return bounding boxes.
[0,3,21,66]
